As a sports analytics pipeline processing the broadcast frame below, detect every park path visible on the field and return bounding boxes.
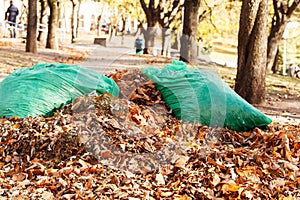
[0,35,148,82]
[0,34,218,81]
[68,35,149,75]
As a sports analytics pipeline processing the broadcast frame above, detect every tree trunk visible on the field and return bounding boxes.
[46,0,58,49]
[161,28,171,56]
[97,15,102,36]
[109,15,117,41]
[26,0,38,53]
[272,48,279,73]
[143,25,157,54]
[179,0,200,64]
[37,0,47,43]
[266,0,300,72]
[121,16,127,45]
[158,0,183,56]
[75,1,82,39]
[235,0,268,104]
[266,20,287,71]
[161,28,167,56]
[171,30,180,50]
[71,0,77,43]
[139,0,160,55]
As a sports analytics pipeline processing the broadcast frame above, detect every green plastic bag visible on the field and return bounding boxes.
[142,60,272,131]
[0,63,120,118]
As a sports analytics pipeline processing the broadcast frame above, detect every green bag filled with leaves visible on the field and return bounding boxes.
[142,60,272,131]
[0,62,120,118]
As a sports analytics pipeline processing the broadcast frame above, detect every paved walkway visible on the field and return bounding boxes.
[0,36,144,82]
[73,35,224,75]
[68,35,148,75]
[0,35,227,82]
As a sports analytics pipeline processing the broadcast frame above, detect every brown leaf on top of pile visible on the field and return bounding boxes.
[109,69,164,105]
[129,80,162,106]
[108,69,147,99]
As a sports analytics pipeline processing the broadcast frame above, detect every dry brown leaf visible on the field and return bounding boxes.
[221,183,240,194]
[211,173,221,186]
[174,156,189,169]
[155,173,165,185]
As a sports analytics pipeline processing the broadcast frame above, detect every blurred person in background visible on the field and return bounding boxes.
[5,1,19,38]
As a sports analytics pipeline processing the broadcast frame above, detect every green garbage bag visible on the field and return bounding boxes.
[142,60,272,131]
[0,63,120,118]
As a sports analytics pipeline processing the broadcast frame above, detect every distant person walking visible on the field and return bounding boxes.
[5,1,19,38]
[135,36,144,55]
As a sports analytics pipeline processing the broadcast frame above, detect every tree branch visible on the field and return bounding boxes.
[139,0,150,17]
[287,0,300,17]
[149,0,155,10]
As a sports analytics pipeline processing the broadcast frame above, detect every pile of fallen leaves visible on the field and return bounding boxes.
[0,70,300,199]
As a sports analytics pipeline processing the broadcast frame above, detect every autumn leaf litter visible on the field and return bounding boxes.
[0,69,299,199]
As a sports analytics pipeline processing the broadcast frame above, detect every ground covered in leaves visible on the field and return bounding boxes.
[1,70,300,200]
[0,39,88,75]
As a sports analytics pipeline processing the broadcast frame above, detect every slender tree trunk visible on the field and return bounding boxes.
[75,1,81,39]
[139,0,160,55]
[161,28,166,56]
[46,0,58,49]
[71,0,77,43]
[267,21,287,71]
[26,0,38,53]
[97,15,102,36]
[161,28,171,56]
[143,25,157,54]
[266,0,300,72]
[108,24,114,41]
[37,0,48,43]
[272,48,279,73]
[158,0,183,56]
[171,30,180,50]
[180,0,200,64]
[235,0,268,104]
[121,16,126,45]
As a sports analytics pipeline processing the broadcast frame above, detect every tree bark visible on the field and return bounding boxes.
[46,0,58,49]
[37,0,48,43]
[235,0,268,104]
[75,1,82,39]
[139,0,160,54]
[266,0,300,72]
[70,0,78,43]
[161,28,171,56]
[109,16,117,41]
[121,15,127,45]
[97,15,102,36]
[272,48,279,73]
[26,0,37,53]
[179,0,200,64]
[158,0,182,56]
[266,15,287,72]
[143,26,157,54]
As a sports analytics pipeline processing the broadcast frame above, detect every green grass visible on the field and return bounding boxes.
[210,41,300,98]
[266,73,300,97]
[215,64,300,98]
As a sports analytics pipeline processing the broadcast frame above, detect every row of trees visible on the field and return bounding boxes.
[236,0,300,103]
[26,0,60,53]
[25,0,300,104]
[26,0,143,52]
[137,0,299,103]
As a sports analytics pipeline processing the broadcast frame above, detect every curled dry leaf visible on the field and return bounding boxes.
[155,173,165,185]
